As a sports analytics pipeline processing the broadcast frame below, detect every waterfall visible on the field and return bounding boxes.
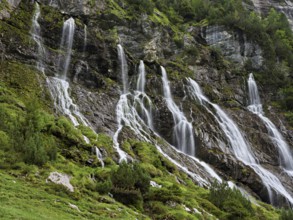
[57,17,75,79]
[247,73,293,171]
[137,60,146,92]
[30,5,87,126]
[161,66,195,156]
[30,11,103,165]
[113,45,131,162]
[117,44,128,94]
[46,18,91,128]
[46,78,90,127]
[95,147,104,168]
[134,61,153,129]
[247,73,263,114]
[187,77,293,205]
[112,58,220,184]
[30,3,46,74]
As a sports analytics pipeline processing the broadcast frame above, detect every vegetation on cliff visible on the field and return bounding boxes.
[0,0,293,219]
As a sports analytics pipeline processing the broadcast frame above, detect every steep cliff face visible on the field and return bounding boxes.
[1,0,293,217]
[202,25,263,69]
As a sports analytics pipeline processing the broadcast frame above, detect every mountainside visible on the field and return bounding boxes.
[0,0,293,219]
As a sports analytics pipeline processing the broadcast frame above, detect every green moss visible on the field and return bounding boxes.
[106,0,131,20]
[149,9,170,26]
[0,61,48,108]
[41,5,63,30]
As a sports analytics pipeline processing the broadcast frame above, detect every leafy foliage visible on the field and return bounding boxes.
[209,181,254,220]
[279,208,293,220]
[111,162,150,210]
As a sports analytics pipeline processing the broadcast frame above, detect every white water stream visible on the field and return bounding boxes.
[187,77,293,205]
[57,17,75,79]
[30,3,46,75]
[161,66,195,156]
[247,73,293,172]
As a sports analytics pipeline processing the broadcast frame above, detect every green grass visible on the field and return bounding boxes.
[0,171,147,220]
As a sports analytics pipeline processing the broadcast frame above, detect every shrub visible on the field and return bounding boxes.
[95,178,113,194]
[280,87,293,110]
[9,100,57,166]
[111,162,150,193]
[0,130,11,151]
[280,208,293,220]
[209,181,254,219]
[111,162,150,210]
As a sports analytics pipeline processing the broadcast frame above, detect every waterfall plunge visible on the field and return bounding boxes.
[30,8,103,166]
[247,73,293,171]
[57,17,75,80]
[112,57,220,184]
[134,61,154,129]
[47,18,90,127]
[161,66,195,156]
[30,3,46,75]
[187,77,293,205]
[117,44,129,94]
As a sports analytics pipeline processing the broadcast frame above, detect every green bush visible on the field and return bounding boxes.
[279,208,293,220]
[111,162,150,210]
[209,181,254,220]
[9,100,58,166]
[0,130,11,151]
[146,184,183,203]
[96,178,113,194]
[280,87,293,110]
[111,162,150,193]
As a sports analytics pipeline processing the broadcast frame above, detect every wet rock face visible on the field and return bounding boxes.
[202,25,263,69]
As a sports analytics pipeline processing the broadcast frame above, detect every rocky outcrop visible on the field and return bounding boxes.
[47,172,74,192]
[202,25,263,69]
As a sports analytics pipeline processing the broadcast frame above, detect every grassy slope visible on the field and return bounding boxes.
[0,171,145,220]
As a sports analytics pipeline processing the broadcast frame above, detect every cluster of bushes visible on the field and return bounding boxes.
[280,208,293,220]
[96,162,150,210]
[0,100,57,166]
[208,181,254,220]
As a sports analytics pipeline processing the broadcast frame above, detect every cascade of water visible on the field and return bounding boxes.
[134,61,153,129]
[247,73,263,114]
[30,3,46,74]
[46,18,90,127]
[30,8,101,164]
[161,66,195,156]
[247,73,293,171]
[95,147,104,168]
[137,60,146,92]
[117,44,128,94]
[111,59,220,184]
[113,45,131,162]
[187,77,293,205]
[46,77,90,127]
[57,17,75,79]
